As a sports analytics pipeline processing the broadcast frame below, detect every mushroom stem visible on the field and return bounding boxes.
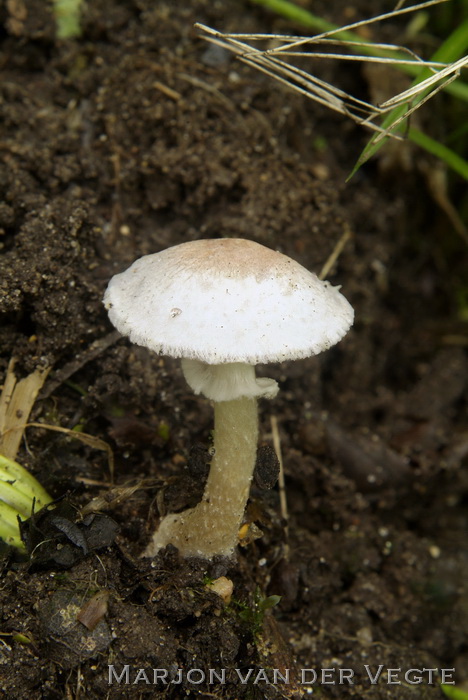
[144,361,276,559]
[145,396,258,558]
[206,396,259,548]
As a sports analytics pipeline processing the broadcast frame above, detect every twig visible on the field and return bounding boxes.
[152,80,182,101]
[177,72,238,112]
[40,331,121,400]
[319,224,353,280]
[270,415,289,558]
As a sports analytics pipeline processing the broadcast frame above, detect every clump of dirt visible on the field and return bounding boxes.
[0,0,467,698]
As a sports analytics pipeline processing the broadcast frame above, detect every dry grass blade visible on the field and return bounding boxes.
[378,55,468,109]
[244,52,377,114]
[197,27,386,132]
[25,422,115,483]
[0,359,50,460]
[267,48,445,68]
[80,480,147,516]
[195,0,461,139]
[361,70,461,146]
[270,415,289,555]
[40,330,120,401]
[319,224,353,280]
[274,0,448,47]
[2,416,115,483]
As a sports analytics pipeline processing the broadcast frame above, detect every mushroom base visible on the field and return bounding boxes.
[144,396,258,559]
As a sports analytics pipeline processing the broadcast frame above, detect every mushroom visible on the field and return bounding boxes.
[103,238,354,559]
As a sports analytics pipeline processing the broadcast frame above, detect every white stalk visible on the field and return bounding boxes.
[144,362,278,559]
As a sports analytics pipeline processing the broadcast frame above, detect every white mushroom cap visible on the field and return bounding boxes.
[103,238,354,365]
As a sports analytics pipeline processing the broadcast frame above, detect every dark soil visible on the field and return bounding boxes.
[0,1,467,698]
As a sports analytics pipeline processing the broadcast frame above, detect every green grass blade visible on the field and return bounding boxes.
[349,122,468,181]
[408,127,468,179]
[249,0,337,34]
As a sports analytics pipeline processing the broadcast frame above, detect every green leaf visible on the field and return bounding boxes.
[0,500,26,550]
[0,454,52,508]
[441,685,468,700]
[259,594,282,611]
[53,0,83,39]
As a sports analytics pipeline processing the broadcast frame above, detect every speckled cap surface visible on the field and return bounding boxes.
[103,238,354,364]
